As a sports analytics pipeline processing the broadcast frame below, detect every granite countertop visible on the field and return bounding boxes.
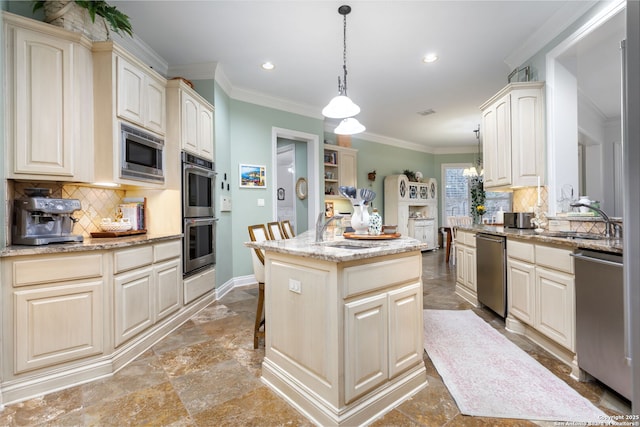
[457,224,623,254]
[245,230,428,263]
[0,233,183,258]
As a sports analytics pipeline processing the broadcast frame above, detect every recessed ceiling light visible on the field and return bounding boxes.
[261,62,275,70]
[423,54,439,63]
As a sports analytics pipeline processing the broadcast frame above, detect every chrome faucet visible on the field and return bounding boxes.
[569,202,616,238]
[315,212,344,242]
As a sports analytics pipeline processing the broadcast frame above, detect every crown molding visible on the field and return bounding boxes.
[504,1,597,70]
[111,32,169,77]
[167,62,218,80]
[229,86,323,120]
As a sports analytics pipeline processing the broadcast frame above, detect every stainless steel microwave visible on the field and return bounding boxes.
[120,123,165,183]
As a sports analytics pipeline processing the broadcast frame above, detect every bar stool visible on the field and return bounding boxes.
[281,220,295,238]
[267,221,285,240]
[248,224,270,348]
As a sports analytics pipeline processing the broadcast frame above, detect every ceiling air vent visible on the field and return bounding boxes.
[417,109,436,116]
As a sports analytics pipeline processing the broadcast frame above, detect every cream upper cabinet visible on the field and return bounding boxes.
[93,41,170,187]
[167,79,215,160]
[323,144,357,198]
[480,82,545,189]
[3,12,94,182]
[116,56,166,135]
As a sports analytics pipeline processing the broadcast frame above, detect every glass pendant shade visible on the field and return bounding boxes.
[335,117,366,135]
[322,94,361,119]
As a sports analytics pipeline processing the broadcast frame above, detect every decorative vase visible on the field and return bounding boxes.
[369,208,382,235]
[351,204,370,235]
[42,0,110,41]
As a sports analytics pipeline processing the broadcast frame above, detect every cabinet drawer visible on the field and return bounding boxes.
[154,240,181,263]
[12,254,103,287]
[507,239,534,263]
[535,244,574,274]
[462,231,476,247]
[343,255,421,298]
[114,245,154,274]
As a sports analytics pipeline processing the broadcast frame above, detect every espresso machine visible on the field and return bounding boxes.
[12,188,84,245]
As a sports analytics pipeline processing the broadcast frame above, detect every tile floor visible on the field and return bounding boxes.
[0,250,631,426]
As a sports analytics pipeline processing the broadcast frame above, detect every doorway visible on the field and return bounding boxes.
[546,0,625,215]
[271,128,320,233]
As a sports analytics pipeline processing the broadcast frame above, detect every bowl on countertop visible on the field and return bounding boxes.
[382,225,397,234]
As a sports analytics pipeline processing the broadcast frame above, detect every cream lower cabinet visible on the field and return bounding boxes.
[113,240,181,347]
[507,239,575,352]
[4,12,94,182]
[4,253,105,374]
[345,282,422,403]
[454,230,477,305]
[262,251,426,426]
[408,218,437,250]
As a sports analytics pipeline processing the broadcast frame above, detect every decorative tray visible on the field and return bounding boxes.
[90,230,147,238]
[343,232,401,240]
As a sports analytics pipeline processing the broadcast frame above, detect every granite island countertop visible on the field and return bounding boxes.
[457,224,622,254]
[0,233,183,258]
[245,230,428,262]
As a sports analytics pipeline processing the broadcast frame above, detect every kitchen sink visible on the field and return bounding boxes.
[319,241,379,250]
[538,231,607,240]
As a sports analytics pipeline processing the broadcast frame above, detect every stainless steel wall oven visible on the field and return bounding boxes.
[182,152,217,276]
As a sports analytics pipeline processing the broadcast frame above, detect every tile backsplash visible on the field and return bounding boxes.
[7,181,126,242]
[512,186,548,213]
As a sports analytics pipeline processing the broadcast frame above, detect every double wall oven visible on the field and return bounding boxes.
[182,152,217,276]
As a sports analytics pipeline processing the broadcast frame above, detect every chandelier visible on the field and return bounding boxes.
[463,125,483,177]
[322,5,365,135]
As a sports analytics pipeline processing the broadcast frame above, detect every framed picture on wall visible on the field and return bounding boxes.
[239,164,266,188]
[277,187,285,200]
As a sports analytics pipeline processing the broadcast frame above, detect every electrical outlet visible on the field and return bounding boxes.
[288,279,301,294]
[257,198,265,207]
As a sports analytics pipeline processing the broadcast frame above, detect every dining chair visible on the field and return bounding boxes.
[248,224,270,348]
[281,220,295,238]
[267,221,285,240]
[448,216,473,265]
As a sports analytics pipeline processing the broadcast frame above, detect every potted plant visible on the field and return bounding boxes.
[32,0,133,40]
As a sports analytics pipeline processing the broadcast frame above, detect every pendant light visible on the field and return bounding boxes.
[322,5,365,135]
[463,125,484,177]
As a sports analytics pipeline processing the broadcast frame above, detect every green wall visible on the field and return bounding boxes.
[229,100,324,277]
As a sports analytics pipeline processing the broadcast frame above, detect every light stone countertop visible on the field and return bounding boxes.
[0,233,183,258]
[245,230,428,263]
[457,224,623,254]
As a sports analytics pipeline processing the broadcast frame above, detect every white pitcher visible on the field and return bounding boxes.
[351,204,370,235]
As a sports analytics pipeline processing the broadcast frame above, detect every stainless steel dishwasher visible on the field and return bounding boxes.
[476,233,507,317]
[573,249,630,399]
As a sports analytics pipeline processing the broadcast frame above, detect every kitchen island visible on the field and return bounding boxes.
[246,232,428,426]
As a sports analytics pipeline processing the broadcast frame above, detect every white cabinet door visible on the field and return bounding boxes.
[511,86,545,187]
[339,149,358,188]
[117,56,146,127]
[388,283,422,378]
[8,25,93,180]
[155,258,181,321]
[199,104,215,160]
[345,293,388,404]
[145,77,166,135]
[507,258,535,325]
[463,247,477,292]
[181,91,199,154]
[114,266,154,347]
[425,219,436,248]
[482,90,512,188]
[14,281,104,373]
[117,56,166,135]
[455,246,466,285]
[535,267,575,350]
